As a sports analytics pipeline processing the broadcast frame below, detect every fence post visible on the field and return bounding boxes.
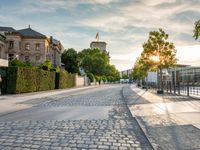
[170,81,172,93]
[178,82,180,95]
[167,81,168,93]
[174,82,176,94]
[187,82,189,96]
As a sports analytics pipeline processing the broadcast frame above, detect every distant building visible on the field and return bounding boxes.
[120,69,133,79]
[145,64,191,85]
[0,26,64,67]
[90,32,107,51]
[90,41,107,51]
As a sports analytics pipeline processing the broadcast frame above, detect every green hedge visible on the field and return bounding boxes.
[55,71,76,89]
[7,67,55,94]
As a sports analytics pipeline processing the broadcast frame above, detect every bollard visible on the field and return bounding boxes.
[178,82,180,95]
[187,82,189,96]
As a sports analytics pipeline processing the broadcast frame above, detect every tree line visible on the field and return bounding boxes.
[61,48,120,83]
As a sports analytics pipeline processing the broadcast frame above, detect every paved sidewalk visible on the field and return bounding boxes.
[0,85,101,116]
[126,85,200,150]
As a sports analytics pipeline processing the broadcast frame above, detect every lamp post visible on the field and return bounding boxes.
[150,55,164,94]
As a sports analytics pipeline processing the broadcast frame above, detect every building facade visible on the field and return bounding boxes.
[49,37,64,67]
[0,33,8,66]
[0,26,64,67]
[120,69,133,79]
[90,41,107,51]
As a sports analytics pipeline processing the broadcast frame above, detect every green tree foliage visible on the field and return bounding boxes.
[78,48,120,82]
[122,74,129,79]
[132,58,149,80]
[9,59,32,67]
[104,65,120,82]
[78,48,109,76]
[193,20,200,40]
[133,29,177,80]
[61,48,79,73]
[86,73,94,82]
[38,60,53,71]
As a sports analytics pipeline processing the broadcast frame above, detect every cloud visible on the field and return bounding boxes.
[0,0,199,70]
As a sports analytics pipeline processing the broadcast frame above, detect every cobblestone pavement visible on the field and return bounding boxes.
[0,85,153,150]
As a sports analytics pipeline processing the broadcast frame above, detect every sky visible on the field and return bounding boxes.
[0,0,200,71]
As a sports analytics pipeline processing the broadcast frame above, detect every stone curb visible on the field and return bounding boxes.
[121,85,157,150]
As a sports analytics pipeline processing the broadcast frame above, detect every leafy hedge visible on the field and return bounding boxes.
[55,71,76,89]
[7,67,55,94]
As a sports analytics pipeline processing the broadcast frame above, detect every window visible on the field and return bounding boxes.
[8,54,14,61]
[35,43,40,51]
[47,46,49,53]
[25,43,30,50]
[9,41,14,49]
[35,55,40,61]
[25,56,30,61]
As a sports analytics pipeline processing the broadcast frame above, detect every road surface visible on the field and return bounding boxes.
[0,85,152,150]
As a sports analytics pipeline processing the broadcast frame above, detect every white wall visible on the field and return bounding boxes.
[75,75,85,87]
[0,59,8,67]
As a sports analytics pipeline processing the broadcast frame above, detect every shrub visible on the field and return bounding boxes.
[55,71,76,89]
[6,67,55,94]
[9,59,32,67]
[38,60,53,71]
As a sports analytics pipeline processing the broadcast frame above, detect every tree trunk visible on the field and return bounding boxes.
[160,68,163,91]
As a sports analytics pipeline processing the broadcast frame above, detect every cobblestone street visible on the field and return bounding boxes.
[0,85,153,150]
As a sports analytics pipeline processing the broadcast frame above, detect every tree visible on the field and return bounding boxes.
[78,48,109,77]
[61,48,79,74]
[193,20,200,40]
[133,29,177,91]
[87,73,94,82]
[132,57,149,81]
[78,48,120,83]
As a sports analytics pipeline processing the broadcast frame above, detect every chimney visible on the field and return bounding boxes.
[28,25,31,28]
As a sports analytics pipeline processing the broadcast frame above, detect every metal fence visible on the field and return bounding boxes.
[147,81,200,98]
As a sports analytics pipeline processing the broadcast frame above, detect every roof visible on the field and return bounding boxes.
[52,38,60,45]
[0,26,16,32]
[17,27,46,38]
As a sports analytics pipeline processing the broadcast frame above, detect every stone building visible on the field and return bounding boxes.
[90,41,107,51]
[49,36,64,67]
[0,33,8,66]
[0,27,20,61]
[0,26,64,67]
